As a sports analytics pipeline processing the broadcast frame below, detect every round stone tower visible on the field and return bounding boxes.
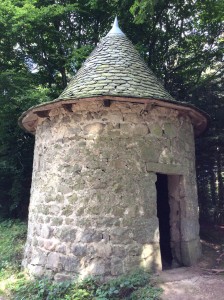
[20,18,208,281]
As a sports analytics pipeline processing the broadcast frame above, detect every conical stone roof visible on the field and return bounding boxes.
[59,18,174,102]
[19,18,208,135]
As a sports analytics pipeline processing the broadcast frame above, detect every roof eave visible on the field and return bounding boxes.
[19,95,209,136]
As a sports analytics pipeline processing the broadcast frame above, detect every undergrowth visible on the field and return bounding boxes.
[0,219,27,276]
[10,270,162,300]
[0,220,162,299]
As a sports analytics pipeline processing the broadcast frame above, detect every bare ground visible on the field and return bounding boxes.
[158,267,224,300]
[156,224,224,300]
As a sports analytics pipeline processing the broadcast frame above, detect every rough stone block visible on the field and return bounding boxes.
[112,245,126,257]
[23,101,201,280]
[139,141,160,163]
[163,122,177,138]
[55,244,66,254]
[150,124,163,137]
[48,205,61,216]
[41,225,52,239]
[111,257,124,276]
[123,113,140,123]
[83,123,105,135]
[27,265,44,277]
[30,248,48,266]
[44,239,57,251]
[181,218,200,241]
[132,218,160,243]
[68,193,78,204]
[94,241,112,258]
[58,184,73,195]
[86,259,106,275]
[54,273,74,282]
[146,162,184,175]
[72,244,87,257]
[132,124,149,135]
[181,239,201,266]
[50,217,63,226]
[123,255,141,272]
[56,227,77,242]
[107,112,123,122]
[46,252,60,270]
[110,227,132,245]
[140,243,162,271]
[60,256,79,272]
[62,205,74,217]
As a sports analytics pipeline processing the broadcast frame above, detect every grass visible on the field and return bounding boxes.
[0,219,27,298]
[0,219,162,299]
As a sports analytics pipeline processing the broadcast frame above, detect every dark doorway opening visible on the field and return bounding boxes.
[156,173,173,269]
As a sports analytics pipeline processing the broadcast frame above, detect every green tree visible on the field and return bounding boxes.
[129,0,224,224]
[0,0,223,221]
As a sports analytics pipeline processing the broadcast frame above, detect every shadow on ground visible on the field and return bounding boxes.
[156,224,224,300]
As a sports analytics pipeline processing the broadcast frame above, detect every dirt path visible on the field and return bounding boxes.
[157,267,224,300]
[155,225,224,300]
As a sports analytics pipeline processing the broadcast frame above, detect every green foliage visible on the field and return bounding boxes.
[0,220,27,275]
[10,270,162,300]
[12,277,73,300]
[0,0,223,222]
[130,0,224,98]
[0,71,51,219]
[65,277,99,300]
[95,269,154,299]
[11,276,99,300]
[130,0,156,24]
[70,45,94,73]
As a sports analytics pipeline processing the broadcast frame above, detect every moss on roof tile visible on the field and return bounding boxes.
[59,33,175,102]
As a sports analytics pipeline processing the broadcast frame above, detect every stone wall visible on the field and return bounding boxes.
[23,100,201,281]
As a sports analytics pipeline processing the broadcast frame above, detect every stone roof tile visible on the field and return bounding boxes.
[18,18,208,136]
[58,25,175,102]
